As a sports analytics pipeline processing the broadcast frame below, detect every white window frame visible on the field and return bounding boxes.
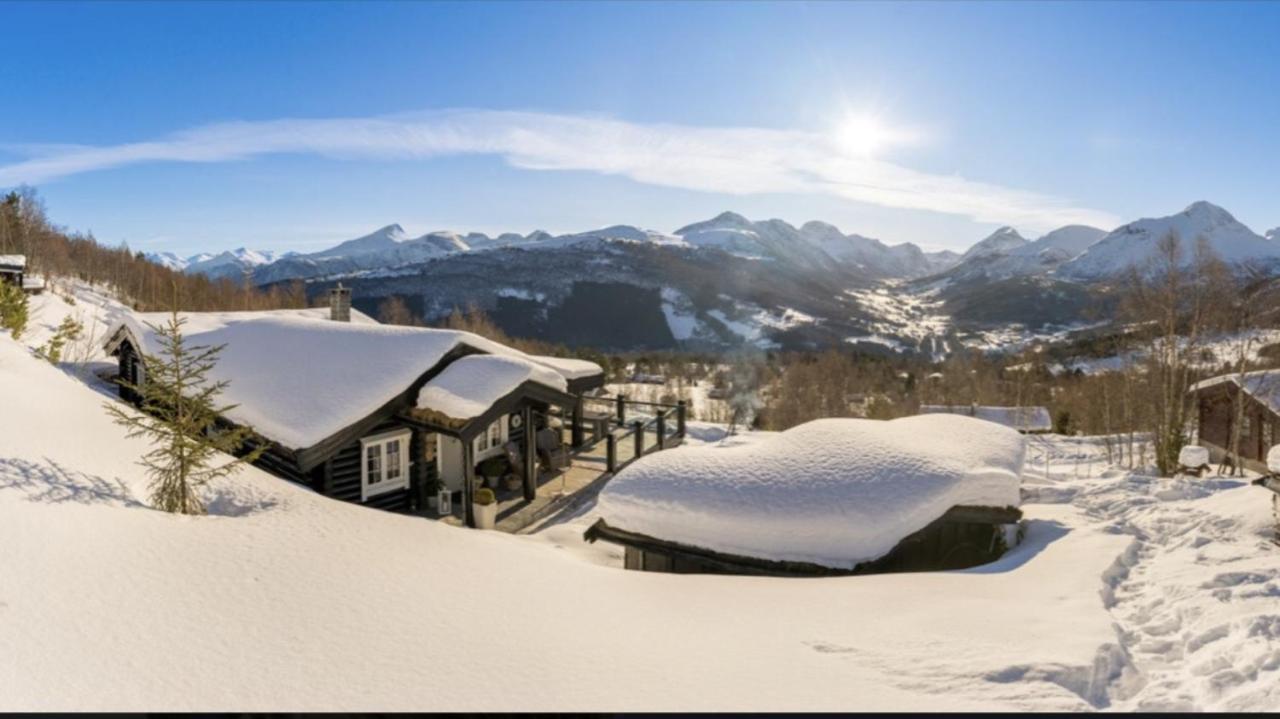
[360,429,412,501]
[471,416,509,461]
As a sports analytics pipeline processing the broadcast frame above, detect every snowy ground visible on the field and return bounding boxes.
[532,429,1280,711]
[3,285,1279,710]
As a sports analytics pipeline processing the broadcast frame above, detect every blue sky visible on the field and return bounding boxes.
[2,1,1278,255]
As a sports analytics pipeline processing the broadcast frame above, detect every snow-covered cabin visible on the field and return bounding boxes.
[918,404,1053,434]
[585,415,1026,576]
[0,254,24,288]
[103,289,605,525]
[1189,370,1280,473]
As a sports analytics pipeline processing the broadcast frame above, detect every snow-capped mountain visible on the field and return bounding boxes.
[1018,225,1108,260]
[1058,201,1280,280]
[959,227,1029,262]
[943,225,1107,283]
[674,212,956,278]
[144,248,283,279]
[146,251,190,271]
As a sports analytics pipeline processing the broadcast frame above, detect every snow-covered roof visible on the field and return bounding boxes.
[103,307,586,449]
[0,254,25,269]
[416,354,567,422]
[597,415,1025,569]
[1189,370,1280,414]
[918,405,1053,432]
[528,354,603,380]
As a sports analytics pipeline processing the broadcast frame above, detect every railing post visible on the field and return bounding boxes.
[571,396,584,448]
[617,394,627,425]
[606,433,617,474]
[676,400,687,439]
[633,420,644,460]
[656,410,666,451]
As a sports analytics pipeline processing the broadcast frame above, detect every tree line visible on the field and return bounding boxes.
[1,187,307,312]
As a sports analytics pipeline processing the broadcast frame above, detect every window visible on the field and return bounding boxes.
[472,417,507,457]
[360,430,411,501]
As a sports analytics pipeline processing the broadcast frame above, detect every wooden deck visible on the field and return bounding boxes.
[435,422,673,533]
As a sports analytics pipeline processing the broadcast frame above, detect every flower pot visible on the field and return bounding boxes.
[485,474,499,490]
[503,475,522,491]
[473,501,497,529]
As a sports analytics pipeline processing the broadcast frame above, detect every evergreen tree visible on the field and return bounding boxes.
[104,311,266,514]
[0,281,28,340]
[35,315,83,364]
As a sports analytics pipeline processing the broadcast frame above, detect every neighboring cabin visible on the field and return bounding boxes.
[0,255,24,289]
[1189,370,1280,473]
[917,404,1053,434]
[103,287,604,526]
[586,415,1026,577]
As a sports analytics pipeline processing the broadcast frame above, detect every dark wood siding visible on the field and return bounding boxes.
[1196,383,1280,463]
[324,417,436,512]
[116,339,142,404]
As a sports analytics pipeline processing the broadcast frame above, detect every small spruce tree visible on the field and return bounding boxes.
[35,315,83,364]
[0,281,29,340]
[105,310,266,514]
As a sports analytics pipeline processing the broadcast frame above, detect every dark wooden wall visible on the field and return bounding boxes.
[320,417,436,512]
[1197,384,1279,462]
[115,339,142,404]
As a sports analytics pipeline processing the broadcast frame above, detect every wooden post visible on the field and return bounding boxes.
[571,396,584,448]
[634,420,644,460]
[463,438,476,528]
[606,433,617,474]
[656,410,666,451]
[617,394,627,425]
[677,400,687,439]
[522,405,537,501]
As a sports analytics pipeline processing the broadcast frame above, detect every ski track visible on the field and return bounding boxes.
[1020,436,1280,711]
[833,435,1280,710]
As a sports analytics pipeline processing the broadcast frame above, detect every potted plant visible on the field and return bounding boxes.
[479,456,509,490]
[473,487,497,529]
[503,473,522,492]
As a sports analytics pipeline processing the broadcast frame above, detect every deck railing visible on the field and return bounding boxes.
[589,394,686,475]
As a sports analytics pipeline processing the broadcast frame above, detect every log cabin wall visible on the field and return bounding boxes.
[320,417,436,512]
[1196,383,1280,464]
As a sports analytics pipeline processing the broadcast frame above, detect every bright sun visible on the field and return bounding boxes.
[834,113,893,157]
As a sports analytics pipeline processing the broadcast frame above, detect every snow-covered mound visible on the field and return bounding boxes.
[1059,201,1280,280]
[597,415,1025,568]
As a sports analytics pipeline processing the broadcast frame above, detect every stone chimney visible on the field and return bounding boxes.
[329,283,351,322]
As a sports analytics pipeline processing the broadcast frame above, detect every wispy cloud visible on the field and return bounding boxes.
[0,109,1120,231]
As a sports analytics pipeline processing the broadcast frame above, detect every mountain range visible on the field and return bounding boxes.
[149,202,1278,355]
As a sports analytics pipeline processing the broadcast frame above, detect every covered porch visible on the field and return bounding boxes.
[425,391,690,532]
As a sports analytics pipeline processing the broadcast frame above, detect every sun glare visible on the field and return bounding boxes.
[832,111,919,157]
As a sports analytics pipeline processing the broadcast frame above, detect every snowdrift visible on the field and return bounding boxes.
[597,415,1026,568]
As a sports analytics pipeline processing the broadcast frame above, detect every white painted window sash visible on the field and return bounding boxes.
[360,429,412,501]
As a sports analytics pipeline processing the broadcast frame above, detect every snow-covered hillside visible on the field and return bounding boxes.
[2,300,1278,709]
[1059,201,1280,280]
